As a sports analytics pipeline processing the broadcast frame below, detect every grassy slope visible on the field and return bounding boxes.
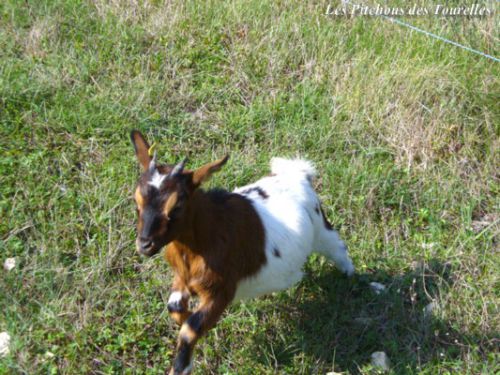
[0,0,498,373]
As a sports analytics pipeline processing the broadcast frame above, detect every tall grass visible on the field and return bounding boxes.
[0,0,498,373]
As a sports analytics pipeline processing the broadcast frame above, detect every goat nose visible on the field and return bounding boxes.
[139,237,153,250]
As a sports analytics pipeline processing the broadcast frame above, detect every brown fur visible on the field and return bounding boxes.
[134,187,145,210]
[162,190,266,374]
[164,189,266,292]
[131,130,152,170]
[130,131,266,375]
[163,191,179,217]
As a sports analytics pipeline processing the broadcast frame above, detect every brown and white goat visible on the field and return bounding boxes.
[130,130,354,374]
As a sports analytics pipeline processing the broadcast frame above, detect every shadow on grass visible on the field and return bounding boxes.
[248,259,494,373]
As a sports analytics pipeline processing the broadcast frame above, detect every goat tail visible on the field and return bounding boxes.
[270,157,317,180]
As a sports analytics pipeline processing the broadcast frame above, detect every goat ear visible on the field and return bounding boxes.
[130,130,151,170]
[191,155,229,186]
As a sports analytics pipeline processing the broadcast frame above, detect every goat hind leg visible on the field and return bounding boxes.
[315,211,355,276]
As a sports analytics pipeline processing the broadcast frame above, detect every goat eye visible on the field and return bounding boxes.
[168,206,181,220]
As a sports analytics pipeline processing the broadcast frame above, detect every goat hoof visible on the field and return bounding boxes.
[167,367,191,375]
[344,268,355,277]
[341,262,355,277]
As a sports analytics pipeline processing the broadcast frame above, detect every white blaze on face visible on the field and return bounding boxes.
[148,170,166,189]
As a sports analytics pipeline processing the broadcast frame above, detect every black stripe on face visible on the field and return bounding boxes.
[140,207,162,238]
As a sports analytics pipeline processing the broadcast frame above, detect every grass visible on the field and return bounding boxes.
[0,0,498,373]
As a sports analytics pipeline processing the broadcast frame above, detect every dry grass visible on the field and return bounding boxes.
[0,0,498,373]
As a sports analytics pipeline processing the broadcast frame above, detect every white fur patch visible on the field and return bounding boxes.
[168,291,183,305]
[233,158,354,300]
[148,170,166,189]
[271,157,316,178]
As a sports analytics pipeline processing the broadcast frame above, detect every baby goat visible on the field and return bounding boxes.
[130,130,355,375]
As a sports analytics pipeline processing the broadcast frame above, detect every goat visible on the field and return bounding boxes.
[130,130,355,375]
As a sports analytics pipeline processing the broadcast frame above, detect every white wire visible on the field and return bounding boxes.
[340,0,500,63]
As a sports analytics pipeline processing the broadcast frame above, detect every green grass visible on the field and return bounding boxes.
[0,0,498,373]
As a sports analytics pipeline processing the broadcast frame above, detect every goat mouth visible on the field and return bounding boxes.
[136,240,161,257]
[139,246,161,257]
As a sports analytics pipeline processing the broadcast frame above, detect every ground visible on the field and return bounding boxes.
[0,0,498,374]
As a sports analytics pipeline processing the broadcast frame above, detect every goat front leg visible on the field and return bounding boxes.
[168,290,233,375]
[167,275,192,325]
